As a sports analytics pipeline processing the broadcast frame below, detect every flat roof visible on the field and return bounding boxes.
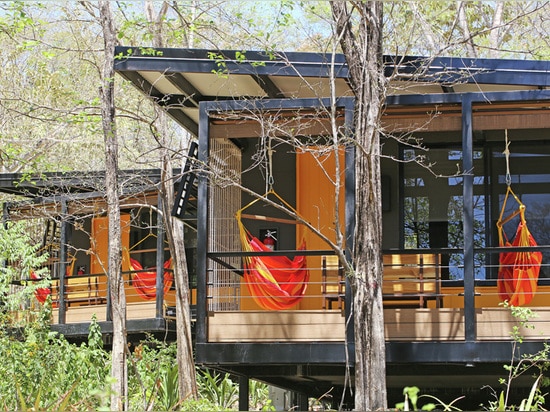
[114,46,550,136]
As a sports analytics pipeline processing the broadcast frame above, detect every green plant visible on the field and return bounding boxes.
[0,221,50,329]
[395,386,436,411]
[395,386,465,411]
[249,379,275,411]
[197,368,239,410]
[482,302,550,411]
[126,337,178,410]
[0,318,110,410]
[157,364,180,411]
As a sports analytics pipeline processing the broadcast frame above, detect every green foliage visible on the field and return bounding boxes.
[482,303,550,411]
[0,317,110,410]
[127,337,178,410]
[157,364,180,411]
[126,338,274,411]
[395,386,464,411]
[197,368,239,410]
[395,386,436,411]
[249,379,275,411]
[0,221,50,328]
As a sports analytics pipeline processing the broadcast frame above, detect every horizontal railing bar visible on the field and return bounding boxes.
[209,249,337,258]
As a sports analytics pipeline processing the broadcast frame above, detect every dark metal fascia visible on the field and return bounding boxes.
[196,340,548,366]
[386,340,546,364]
[51,318,174,338]
[115,47,549,87]
[196,342,348,365]
[203,96,354,113]
[114,47,349,79]
[385,55,550,87]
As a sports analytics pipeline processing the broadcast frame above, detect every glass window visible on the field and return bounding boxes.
[401,140,550,280]
[402,146,486,280]
[491,143,550,279]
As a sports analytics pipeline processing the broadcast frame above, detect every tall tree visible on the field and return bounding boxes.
[143,0,198,401]
[330,2,386,410]
[98,1,127,410]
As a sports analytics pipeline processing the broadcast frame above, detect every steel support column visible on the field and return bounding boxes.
[238,375,249,411]
[462,96,476,341]
[58,200,69,324]
[155,193,165,318]
[343,97,356,355]
[196,101,210,345]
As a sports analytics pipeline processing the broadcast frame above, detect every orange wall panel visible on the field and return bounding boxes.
[296,148,345,310]
[90,215,131,300]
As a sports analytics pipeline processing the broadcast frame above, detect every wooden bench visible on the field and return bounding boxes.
[51,276,107,307]
[383,253,441,308]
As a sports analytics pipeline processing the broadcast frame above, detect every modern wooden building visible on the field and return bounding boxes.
[1,169,195,344]
[113,48,550,409]
[3,48,550,409]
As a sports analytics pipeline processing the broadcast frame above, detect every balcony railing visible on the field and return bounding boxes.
[27,267,180,324]
[203,246,550,343]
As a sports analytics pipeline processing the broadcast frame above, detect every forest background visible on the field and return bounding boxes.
[1,1,549,411]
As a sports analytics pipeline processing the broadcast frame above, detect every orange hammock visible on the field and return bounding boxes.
[497,186,542,306]
[129,258,173,300]
[236,190,309,310]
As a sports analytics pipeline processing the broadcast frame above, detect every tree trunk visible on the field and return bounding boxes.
[331,2,387,410]
[99,2,127,410]
[143,0,198,400]
[160,148,198,400]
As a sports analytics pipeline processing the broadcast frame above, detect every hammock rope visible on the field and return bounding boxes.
[236,189,309,310]
[496,131,542,306]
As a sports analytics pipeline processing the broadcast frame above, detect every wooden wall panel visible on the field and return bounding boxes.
[208,310,345,342]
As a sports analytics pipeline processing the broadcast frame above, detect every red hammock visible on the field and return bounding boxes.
[30,261,73,304]
[129,258,174,300]
[497,187,542,306]
[30,271,51,304]
[236,189,310,310]
[241,232,309,310]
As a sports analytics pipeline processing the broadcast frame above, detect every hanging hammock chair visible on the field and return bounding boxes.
[236,189,309,310]
[129,258,174,300]
[496,184,542,306]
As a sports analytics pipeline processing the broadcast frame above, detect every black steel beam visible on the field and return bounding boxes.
[254,74,284,98]
[196,342,348,365]
[386,89,550,106]
[196,340,547,366]
[51,318,175,338]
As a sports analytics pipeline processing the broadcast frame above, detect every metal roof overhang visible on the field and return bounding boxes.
[114,46,550,136]
[0,169,167,201]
